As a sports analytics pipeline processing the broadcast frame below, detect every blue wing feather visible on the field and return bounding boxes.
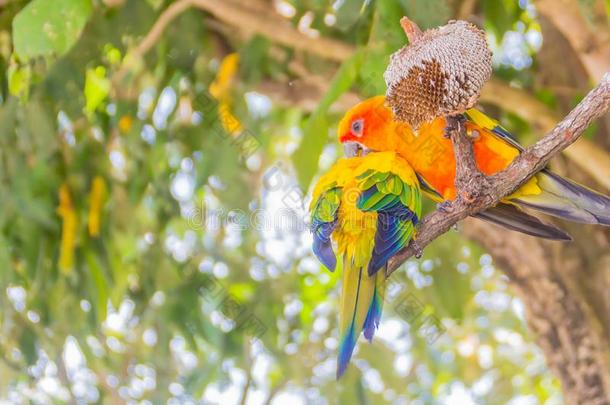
[312,219,338,271]
[310,187,341,271]
[358,183,419,275]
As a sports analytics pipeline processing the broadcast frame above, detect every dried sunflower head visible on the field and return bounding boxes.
[384,20,492,128]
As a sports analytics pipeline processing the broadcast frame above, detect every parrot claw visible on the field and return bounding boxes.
[436,200,454,213]
[410,239,423,259]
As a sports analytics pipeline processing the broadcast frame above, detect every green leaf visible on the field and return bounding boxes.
[7,63,31,100]
[292,50,364,189]
[371,0,406,48]
[0,234,10,286]
[86,251,109,322]
[13,0,93,60]
[84,66,111,113]
[239,36,270,84]
[19,326,37,365]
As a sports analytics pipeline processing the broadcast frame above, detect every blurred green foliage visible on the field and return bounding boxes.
[0,0,564,403]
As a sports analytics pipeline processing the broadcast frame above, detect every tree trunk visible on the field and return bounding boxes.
[467,9,610,402]
[462,218,610,404]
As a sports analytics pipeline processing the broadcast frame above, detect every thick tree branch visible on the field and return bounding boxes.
[387,73,610,274]
[481,79,610,190]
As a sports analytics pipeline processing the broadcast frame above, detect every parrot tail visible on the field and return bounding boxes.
[337,258,385,379]
[513,170,610,226]
[473,203,572,241]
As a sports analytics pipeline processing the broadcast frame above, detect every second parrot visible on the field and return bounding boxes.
[310,151,422,378]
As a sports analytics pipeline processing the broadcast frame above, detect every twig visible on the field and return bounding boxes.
[263,379,287,405]
[239,341,253,405]
[56,353,77,404]
[387,72,610,275]
[400,16,423,43]
[113,0,194,84]
[133,0,194,59]
[113,0,354,85]
[446,115,487,198]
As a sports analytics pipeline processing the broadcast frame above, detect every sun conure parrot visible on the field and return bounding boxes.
[309,151,422,378]
[337,96,610,239]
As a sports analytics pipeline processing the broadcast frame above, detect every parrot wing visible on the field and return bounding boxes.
[310,157,367,271]
[416,172,444,202]
[310,186,341,271]
[354,152,422,276]
[473,203,572,240]
[466,108,610,226]
[464,108,524,151]
[327,152,422,379]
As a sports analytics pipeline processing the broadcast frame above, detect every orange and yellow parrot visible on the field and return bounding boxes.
[309,151,422,378]
[337,96,610,239]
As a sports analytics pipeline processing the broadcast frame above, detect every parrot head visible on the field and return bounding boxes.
[338,96,395,158]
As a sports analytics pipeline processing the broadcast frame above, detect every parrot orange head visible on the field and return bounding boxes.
[338,96,396,157]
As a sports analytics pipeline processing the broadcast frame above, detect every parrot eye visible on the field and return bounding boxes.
[351,119,364,137]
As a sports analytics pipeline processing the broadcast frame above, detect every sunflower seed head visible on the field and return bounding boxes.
[384,20,492,128]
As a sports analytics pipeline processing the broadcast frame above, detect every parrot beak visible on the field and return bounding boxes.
[343,141,361,158]
[343,141,372,158]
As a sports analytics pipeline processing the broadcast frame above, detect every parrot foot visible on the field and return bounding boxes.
[436,200,454,213]
[409,239,423,259]
[444,115,467,139]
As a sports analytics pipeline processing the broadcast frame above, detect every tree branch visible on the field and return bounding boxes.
[115,0,610,194]
[481,79,610,190]
[114,0,355,84]
[192,0,354,61]
[387,73,610,274]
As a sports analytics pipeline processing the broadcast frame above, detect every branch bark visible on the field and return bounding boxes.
[387,73,610,273]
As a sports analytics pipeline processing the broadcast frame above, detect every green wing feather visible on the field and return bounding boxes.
[355,165,422,275]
